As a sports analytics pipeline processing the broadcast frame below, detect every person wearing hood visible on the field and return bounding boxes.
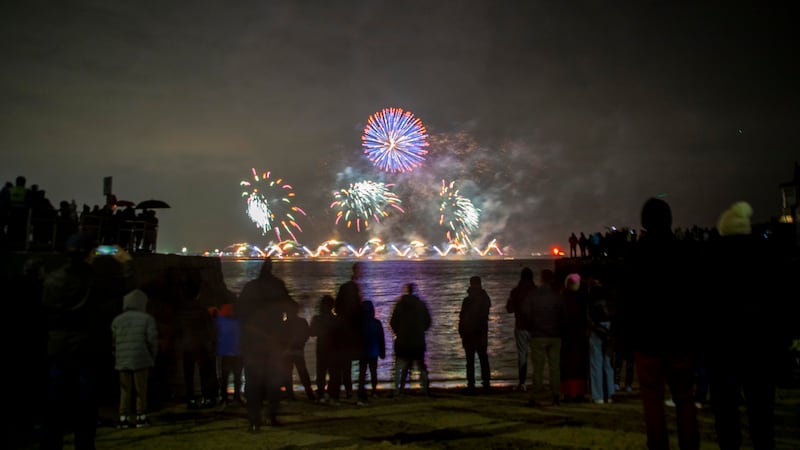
[619,197,700,450]
[703,201,782,450]
[458,276,492,395]
[111,289,158,429]
[357,299,386,403]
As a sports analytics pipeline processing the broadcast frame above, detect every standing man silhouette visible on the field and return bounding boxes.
[334,262,364,399]
[506,267,536,391]
[459,276,492,395]
[237,257,293,430]
[568,233,579,258]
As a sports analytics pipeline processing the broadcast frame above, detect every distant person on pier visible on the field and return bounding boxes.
[237,257,294,429]
[458,276,492,395]
[40,234,135,450]
[505,267,536,391]
[568,233,579,258]
[357,300,385,403]
[525,269,566,406]
[334,262,365,399]
[618,197,700,450]
[390,283,431,397]
[7,175,30,250]
[578,232,589,258]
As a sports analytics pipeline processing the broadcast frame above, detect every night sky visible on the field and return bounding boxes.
[2,1,797,254]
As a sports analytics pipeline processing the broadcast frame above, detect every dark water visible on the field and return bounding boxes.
[221,257,556,389]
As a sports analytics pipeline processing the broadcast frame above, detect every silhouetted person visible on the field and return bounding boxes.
[390,283,431,397]
[309,295,340,403]
[178,281,218,409]
[283,300,315,402]
[703,201,783,450]
[237,257,293,429]
[506,267,536,391]
[568,233,579,258]
[560,273,589,402]
[41,235,135,450]
[215,303,244,406]
[334,262,365,399]
[586,277,615,404]
[7,175,29,250]
[357,300,385,403]
[55,200,79,252]
[525,269,566,406]
[578,232,589,258]
[459,276,491,394]
[619,197,700,450]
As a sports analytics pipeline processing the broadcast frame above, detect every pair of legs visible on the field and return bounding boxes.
[243,357,282,427]
[218,355,243,402]
[315,353,337,399]
[514,328,530,386]
[41,361,100,450]
[118,368,149,419]
[634,351,699,450]
[284,352,315,400]
[462,332,490,392]
[707,352,776,450]
[358,357,379,400]
[530,336,561,401]
[394,356,429,395]
[589,327,615,402]
[183,346,217,404]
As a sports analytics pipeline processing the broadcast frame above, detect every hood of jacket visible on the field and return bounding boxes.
[123,289,148,312]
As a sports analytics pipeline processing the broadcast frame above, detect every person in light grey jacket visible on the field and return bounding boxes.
[111,289,158,429]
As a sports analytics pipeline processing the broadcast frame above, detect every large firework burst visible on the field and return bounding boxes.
[439,180,480,245]
[330,180,404,232]
[362,107,429,173]
[240,168,307,242]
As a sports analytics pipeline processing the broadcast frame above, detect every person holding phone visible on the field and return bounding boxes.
[41,233,136,449]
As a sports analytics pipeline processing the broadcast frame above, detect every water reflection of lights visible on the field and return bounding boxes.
[203,238,506,259]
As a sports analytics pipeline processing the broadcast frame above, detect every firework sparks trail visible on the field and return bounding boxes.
[438,180,480,245]
[330,180,404,232]
[240,168,307,242]
[362,107,429,173]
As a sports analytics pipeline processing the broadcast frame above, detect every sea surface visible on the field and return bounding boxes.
[220,257,556,389]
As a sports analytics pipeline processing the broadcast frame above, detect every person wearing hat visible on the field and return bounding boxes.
[702,201,782,450]
[40,233,135,449]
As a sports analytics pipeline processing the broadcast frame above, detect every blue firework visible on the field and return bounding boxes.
[362,107,429,173]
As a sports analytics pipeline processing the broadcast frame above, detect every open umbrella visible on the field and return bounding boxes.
[115,200,136,207]
[136,199,171,209]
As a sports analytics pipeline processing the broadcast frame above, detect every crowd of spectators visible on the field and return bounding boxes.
[0,175,159,253]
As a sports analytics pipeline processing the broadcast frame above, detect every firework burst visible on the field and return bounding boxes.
[240,168,307,242]
[362,107,429,173]
[439,180,480,245]
[330,180,404,232]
